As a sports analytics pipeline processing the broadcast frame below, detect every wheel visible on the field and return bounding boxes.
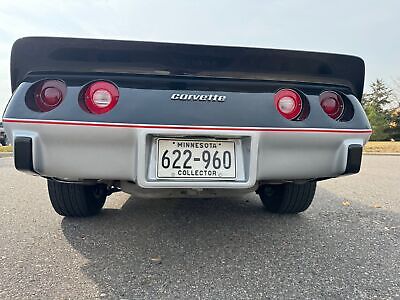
[257,181,316,214]
[47,180,107,217]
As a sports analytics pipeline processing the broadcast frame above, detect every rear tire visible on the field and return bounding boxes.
[47,180,107,217]
[258,182,316,214]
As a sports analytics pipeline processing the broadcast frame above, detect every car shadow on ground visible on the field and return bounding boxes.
[61,188,400,299]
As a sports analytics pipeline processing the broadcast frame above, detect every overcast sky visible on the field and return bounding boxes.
[1,0,399,114]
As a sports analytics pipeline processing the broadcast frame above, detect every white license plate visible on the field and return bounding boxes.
[156,139,236,179]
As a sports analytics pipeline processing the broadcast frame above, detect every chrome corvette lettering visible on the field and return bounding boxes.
[171,93,226,102]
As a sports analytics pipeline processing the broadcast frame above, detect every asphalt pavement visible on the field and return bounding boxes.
[0,156,399,299]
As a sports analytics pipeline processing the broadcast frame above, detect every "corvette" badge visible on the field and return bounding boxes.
[171,93,226,102]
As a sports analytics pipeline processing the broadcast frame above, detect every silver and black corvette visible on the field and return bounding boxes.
[2,37,371,217]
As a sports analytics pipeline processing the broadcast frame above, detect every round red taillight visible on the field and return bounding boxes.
[274,89,303,120]
[320,91,344,120]
[84,81,119,114]
[34,80,66,112]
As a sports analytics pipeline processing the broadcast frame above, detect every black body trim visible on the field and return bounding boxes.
[344,144,363,174]
[11,37,365,99]
[14,137,35,173]
[3,82,371,130]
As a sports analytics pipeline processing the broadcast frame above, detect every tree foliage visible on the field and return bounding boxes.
[362,79,393,141]
[387,105,400,140]
[362,79,392,111]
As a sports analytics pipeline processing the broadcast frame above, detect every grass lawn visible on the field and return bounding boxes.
[0,145,13,152]
[364,141,400,153]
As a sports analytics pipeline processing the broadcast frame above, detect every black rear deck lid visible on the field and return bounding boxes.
[11,37,365,99]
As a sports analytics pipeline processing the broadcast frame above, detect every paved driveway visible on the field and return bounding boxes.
[0,156,399,299]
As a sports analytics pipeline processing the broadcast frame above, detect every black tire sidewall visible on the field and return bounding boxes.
[259,182,316,214]
[47,180,107,217]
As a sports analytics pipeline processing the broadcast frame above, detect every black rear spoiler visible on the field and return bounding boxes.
[10,37,365,99]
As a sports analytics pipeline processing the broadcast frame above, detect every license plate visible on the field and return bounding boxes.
[156,138,236,179]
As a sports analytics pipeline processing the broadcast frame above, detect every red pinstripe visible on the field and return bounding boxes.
[2,118,373,134]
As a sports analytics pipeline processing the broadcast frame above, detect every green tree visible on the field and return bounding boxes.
[393,78,400,104]
[388,79,400,140]
[362,79,392,110]
[362,79,393,141]
[387,105,400,140]
[364,104,390,140]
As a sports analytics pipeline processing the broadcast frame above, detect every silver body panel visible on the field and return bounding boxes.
[4,119,371,190]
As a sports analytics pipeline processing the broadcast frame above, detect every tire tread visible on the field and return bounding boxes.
[47,180,106,217]
[259,182,316,214]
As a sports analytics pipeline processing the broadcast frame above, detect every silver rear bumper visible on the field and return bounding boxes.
[4,119,371,188]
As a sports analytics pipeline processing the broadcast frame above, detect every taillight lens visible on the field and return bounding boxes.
[34,80,66,112]
[274,89,303,120]
[84,81,119,114]
[320,91,344,120]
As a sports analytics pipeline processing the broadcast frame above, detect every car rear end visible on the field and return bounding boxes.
[2,37,371,216]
